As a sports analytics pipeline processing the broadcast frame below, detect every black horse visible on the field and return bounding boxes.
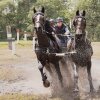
[71,10,94,93]
[32,7,64,87]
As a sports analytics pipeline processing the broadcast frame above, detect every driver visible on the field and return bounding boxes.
[55,17,72,47]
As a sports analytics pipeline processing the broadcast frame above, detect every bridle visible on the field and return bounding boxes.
[73,16,86,28]
[33,12,51,53]
[33,12,46,34]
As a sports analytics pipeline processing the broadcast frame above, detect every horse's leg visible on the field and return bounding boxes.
[38,63,50,88]
[45,62,52,74]
[87,61,94,92]
[73,64,79,92]
[53,62,63,87]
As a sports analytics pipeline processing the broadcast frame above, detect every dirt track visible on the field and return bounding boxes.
[0,44,100,99]
[0,48,50,95]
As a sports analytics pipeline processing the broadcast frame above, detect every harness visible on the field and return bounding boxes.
[34,36,60,54]
[34,37,49,54]
[33,12,76,55]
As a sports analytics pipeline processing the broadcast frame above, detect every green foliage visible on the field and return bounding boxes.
[31,0,71,22]
[0,0,100,41]
[0,0,12,10]
[28,0,72,32]
[75,0,100,41]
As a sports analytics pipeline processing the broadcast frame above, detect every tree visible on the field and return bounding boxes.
[0,0,100,41]
[75,0,100,41]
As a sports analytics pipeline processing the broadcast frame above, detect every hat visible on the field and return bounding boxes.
[49,18,55,22]
[56,17,63,22]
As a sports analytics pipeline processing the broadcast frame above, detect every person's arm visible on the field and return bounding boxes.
[64,27,70,35]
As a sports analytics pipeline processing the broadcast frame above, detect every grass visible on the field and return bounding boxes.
[92,42,100,59]
[0,94,61,100]
[0,41,8,48]
[0,94,44,100]
[0,41,100,59]
[0,40,32,49]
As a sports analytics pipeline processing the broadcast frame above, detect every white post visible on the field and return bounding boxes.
[32,37,35,51]
[16,29,19,43]
[6,25,12,50]
[12,38,16,55]
[17,32,19,43]
[6,25,12,39]
[24,32,27,41]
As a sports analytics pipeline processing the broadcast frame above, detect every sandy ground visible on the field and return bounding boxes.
[0,42,100,99]
[0,48,50,95]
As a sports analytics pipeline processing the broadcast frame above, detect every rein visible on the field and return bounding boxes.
[33,12,46,34]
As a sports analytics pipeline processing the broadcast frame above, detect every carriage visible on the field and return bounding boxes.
[34,33,76,57]
[49,34,76,56]
[33,7,94,94]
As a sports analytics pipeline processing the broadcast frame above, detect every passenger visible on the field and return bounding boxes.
[49,18,55,31]
[45,18,60,52]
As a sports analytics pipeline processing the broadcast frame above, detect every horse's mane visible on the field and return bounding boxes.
[44,20,53,33]
[44,20,61,52]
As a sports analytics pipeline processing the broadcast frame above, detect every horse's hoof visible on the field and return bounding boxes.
[43,79,50,88]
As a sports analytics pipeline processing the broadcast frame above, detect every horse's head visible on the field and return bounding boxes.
[73,10,86,35]
[32,7,45,32]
